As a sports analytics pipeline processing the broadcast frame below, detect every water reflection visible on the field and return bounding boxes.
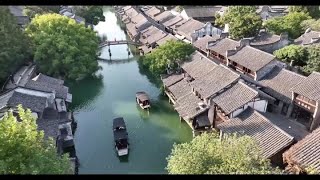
[67,76,104,111]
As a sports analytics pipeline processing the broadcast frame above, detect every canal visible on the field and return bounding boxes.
[67,7,192,174]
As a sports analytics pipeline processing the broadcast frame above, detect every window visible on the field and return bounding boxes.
[232,62,237,66]
[247,69,251,73]
[274,99,280,106]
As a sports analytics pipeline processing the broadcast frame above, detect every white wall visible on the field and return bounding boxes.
[248,100,268,112]
[180,10,189,19]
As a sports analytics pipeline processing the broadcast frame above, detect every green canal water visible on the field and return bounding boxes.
[67,7,192,174]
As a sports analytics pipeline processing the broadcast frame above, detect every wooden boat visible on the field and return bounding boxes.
[136,91,151,110]
[113,117,129,156]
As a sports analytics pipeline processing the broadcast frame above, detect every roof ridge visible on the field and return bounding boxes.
[219,64,241,77]
[245,45,275,58]
[237,81,259,95]
[282,68,306,79]
[252,109,295,140]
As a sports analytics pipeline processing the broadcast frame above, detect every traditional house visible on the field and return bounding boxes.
[283,127,320,174]
[193,34,225,56]
[156,34,177,47]
[138,26,167,55]
[180,6,222,24]
[180,51,218,80]
[250,31,290,53]
[290,72,320,131]
[152,10,175,24]
[144,6,161,18]
[174,19,205,43]
[226,40,285,80]
[207,38,239,65]
[256,6,289,21]
[294,29,320,46]
[217,107,294,165]
[163,15,184,34]
[259,67,306,117]
[190,65,240,105]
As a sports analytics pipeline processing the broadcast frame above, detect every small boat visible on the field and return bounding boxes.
[113,117,129,156]
[136,91,151,110]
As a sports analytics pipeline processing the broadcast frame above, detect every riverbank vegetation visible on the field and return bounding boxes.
[166,132,281,174]
[73,6,105,25]
[0,105,72,174]
[26,14,100,80]
[215,6,262,40]
[140,40,195,76]
[0,7,32,84]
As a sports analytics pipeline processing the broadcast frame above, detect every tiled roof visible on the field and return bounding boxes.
[181,51,218,79]
[162,74,184,87]
[217,107,294,158]
[140,26,167,45]
[126,22,138,37]
[183,6,222,18]
[294,31,320,46]
[176,19,205,40]
[193,35,220,50]
[132,14,148,26]
[163,16,184,28]
[208,38,239,56]
[259,67,306,104]
[125,7,139,18]
[122,6,132,12]
[168,79,192,100]
[25,80,69,99]
[145,7,161,17]
[174,92,208,119]
[139,45,153,54]
[191,65,240,99]
[283,127,320,172]
[156,34,177,46]
[250,31,281,46]
[153,11,174,23]
[228,46,276,72]
[33,73,64,85]
[291,72,320,101]
[7,91,48,113]
[212,82,258,114]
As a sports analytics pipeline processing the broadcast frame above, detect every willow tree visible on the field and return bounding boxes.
[26,14,100,80]
[0,6,32,83]
[140,40,195,76]
[166,132,281,174]
[0,105,71,174]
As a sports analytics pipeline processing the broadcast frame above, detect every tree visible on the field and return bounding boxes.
[301,19,320,31]
[166,132,281,174]
[73,6,105,25]
[140,40,195,76]
[23,6,60,19]
[175,6,183,13]
[215,6,262,40]
[274,45,308,66]
[26,14,100,80]
[264,12,311,39]
[288,6,320,19]
[0,7,32,84]
[303,45,320,74]
[0,105,72,174]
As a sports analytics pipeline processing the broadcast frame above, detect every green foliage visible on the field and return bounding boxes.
[289,6,320,19]
[73,6,105,25]
[26,13,100,80]
[166,132,281,174]
[274,45,308,66]
[303,45,320,74]
[0,7,32,84]
[215,6,262,40]
[0,105,72,174]
[305,166,319,174]
[23,6,60,19]
[140,40,195,76]
[175,6,183,13]
[301,19,320,31]
[264,12,311,39]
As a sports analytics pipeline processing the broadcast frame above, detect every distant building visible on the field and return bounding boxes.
[250,31,290,53]
[180,6,223,24]
[8,6,30,28]
[294,29,320,46]
[256,6,289,21]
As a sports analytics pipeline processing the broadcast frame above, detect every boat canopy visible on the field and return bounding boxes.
[136,91,150,102]
[113,117,126,130]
